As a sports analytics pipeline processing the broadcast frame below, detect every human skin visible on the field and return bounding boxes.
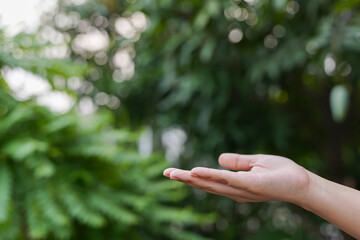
[163,153,360,239]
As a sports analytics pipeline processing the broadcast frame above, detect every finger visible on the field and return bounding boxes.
[190,167,259,192]
[218,153,259,171]
[163,168,178,178]
[170,169,258,200]
[183,180,234,197]
[191,167,233,184]
[169,169,227,194]
[184,181,257,202]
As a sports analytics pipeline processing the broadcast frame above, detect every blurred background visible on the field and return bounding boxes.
[0,0,359,239]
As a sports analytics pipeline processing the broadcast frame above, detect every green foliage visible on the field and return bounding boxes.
[0,166,12,222]
[43,0,360,238]
[2,0,360,238]
[0,88,214,239]
[0,31,89,90]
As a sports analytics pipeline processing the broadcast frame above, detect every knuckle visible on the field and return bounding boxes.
[219,170,229,184]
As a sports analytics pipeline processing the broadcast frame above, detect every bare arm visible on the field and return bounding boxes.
[163,153,360,239]
[300,171,360,238]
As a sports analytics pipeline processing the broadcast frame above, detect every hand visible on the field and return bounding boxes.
[163,153,311,204]
[165,153,360,238]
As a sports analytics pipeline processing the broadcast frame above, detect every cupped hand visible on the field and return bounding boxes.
[163,153,311,204]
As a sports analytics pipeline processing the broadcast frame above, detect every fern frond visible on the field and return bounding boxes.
[49,222,73,240]
[114,191,151,212]
[36,188,70,227]
[59,186,105,228]
[151,206,215,225]
[88,192,139,225]
[26,194,50,239]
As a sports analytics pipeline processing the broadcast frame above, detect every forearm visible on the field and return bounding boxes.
[295,171,360,239]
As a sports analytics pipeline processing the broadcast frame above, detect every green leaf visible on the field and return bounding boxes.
[3,139,48,161]
[60,187,105,228]
[200,38,216,62]
[88,193,139,224]
[26,194,50,239]
[0,166,12,223]
[0,106,33,136]
[36,190,70,227]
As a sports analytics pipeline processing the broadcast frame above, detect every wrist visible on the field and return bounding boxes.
[292,169,325,211]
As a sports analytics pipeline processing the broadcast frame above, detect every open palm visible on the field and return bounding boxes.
[163,153,311,204]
